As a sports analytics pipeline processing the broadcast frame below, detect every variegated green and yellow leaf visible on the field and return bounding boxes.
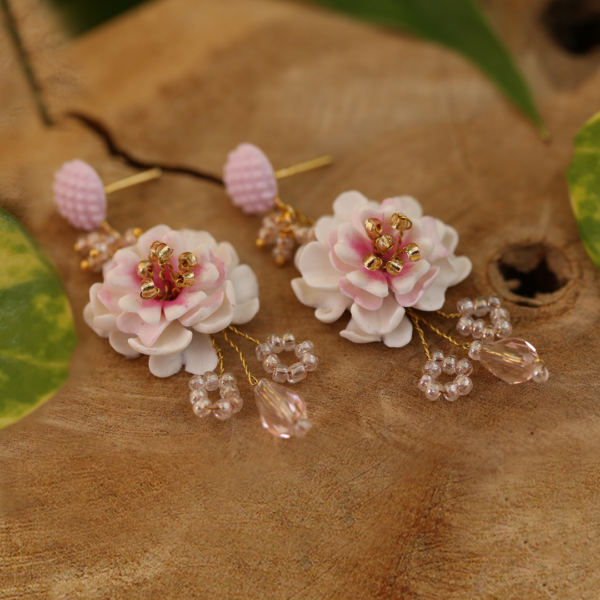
[567,111,600,269]
[0,208,77,428]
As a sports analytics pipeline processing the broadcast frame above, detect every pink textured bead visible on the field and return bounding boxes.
[223,143,278,214]
[53,160,107,231]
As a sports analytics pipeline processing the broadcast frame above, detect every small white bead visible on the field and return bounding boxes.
[418,374,432,392]
[456,316,474,336]
[263,354,279,374]
[424,381,442,401]
[482,325,495,344]
[214,400,233,421]
[256,343,273,362]
[288,362,307,383]
[455,358,473,376]
[190,389,207,404]
[531,360,549,383]
[454,375,473,396]
[189,375,206,391]
[490,307,510,325]
[471,319,485,339]
[473,297,488,317]
[443,382,460,402]
[488,295,502,309]
[192,398,213,418]
[301,352,319,372]
[267,334,284,353]
[422,360,442,378]
[295,341,315,358]
[431,349,444,363]
[442,355,457,375]
[220,383,239,398]
[272,363,288,383]
[282,332,296,351]
[229,394,244,414]
[203,371,220,391]
[457,298,474,316]
[495,320,512,339]
[468,341,483,361]
[219,372,237,389]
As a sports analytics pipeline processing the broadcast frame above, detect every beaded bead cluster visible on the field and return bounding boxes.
[455,295,512,343]
[418,351,474,402]
[255,333,319,384]
[188,371,244,420]
[257,210,316,266]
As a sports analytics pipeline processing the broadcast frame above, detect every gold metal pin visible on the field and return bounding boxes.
[103,167,163,195]
[274,156,332,180]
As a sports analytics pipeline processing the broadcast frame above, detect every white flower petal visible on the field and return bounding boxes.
[228,264,258,306]
[332,191,370,222]
[346,269,389,298]
[233,298,260,324]
[291,278,350,323]
[298,241,342,292]
[93,313,117,333]
[382,316,413,348]
[149,353,183,378]
[339,317,382,343]
[109,330,140,359]
[179,290,224,327]
[214,241,240,270]
[351,295,405,335]
[118,293,162,326]
[192,280,235,334]
[314,216,337,244]
[128,321,193,356]
[182,332,219,375]
[84,302,109,338]
[163,290,208,322]
[136,225,171,256]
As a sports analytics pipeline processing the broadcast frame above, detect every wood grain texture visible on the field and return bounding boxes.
[1,0,600,598]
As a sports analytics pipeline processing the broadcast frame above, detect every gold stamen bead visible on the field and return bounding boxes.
[363,253,383,271]
[178,252,198,271]
[140,278,160,300]
[157,245,174,265]
[374,234,395,254]
[403,242,420,262]
[137,260,153,278]
[175,271,196,288]
[390,213,412,231]
[385,257,404,275]
[365,218,383,240]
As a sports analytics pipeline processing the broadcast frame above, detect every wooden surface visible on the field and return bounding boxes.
[1,0,600,597]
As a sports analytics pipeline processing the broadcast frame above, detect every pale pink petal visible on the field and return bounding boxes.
[350,295,405,335]
[329,248,354,274]
[421,216,450,263]
[84,303,109,338]
[214,241,239,270]
[291,278,351,323]
[117,312,171,347]
[298,241,342,292]
[136,224,171,257]
[118,293,162,326]
[105,248,141,290]
[413,283,447,311]
[182,230,217,250]
[89,283,118,333]
[97,283,127,315]
[381,195,423,220]
[163,289,208,322]
[182,332,219,375]
[314,216,337,244]
[179,290,224,327]
[109,330,140,359]
[332,191,371,222]
[388,260,430,296]
[149,353,183,378]
[192,281,235,334]
[339,277,383,311]
[346,269,389,297]
[333,222,370,268]
[339,317,381,343]
[128,320,193,356]
[382,316,413,348]
[394,267,440,307]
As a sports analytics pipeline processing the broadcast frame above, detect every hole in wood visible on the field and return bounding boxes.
[541,0,600,55]
[490,241,573,306]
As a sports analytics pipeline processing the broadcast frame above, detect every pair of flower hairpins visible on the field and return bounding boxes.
[53,144,549,439]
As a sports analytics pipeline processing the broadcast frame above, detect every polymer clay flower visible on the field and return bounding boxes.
[292,191,471,347]
[84,224,259,377]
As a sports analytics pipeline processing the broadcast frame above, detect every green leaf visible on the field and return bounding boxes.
[310,0,545,134]
[567,111,600,269]
[0,208,77,428]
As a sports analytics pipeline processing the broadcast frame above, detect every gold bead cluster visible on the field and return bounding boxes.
[362,213,420,276]
[138,240,198,301]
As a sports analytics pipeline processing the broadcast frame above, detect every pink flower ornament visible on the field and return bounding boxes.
[84,225,260,377]
[292,191,472,347]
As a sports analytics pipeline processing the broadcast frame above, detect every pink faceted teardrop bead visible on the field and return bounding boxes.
[223,143,278,215]
[479,338,539,384]
[53,159,107,231]
[254,378,311,438]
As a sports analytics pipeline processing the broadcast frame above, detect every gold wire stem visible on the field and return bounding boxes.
[209,335,225,376]
[274,155,332,179]
[435,310,461,319]
[222,329,259,386]
[104,167,163,195]
[406,308,431,360]
[409,309,471,351]
[227,325,260,346]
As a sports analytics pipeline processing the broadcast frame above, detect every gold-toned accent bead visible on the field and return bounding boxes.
[140,278,160,300]
[178,252,198,271]
[256,238,267,249]
[175,271,195,288]
[374,233,395,254]
[80,259,91,272]
[365,218,383,240]
[385,257,404,275]
[390,213,412,231]
[89,248,99,259]
[363,253,383,271]
[403,242,420,262]
[137,260,153,278]
[157,245,173,265]
[274,254,286,267]
[132,227,143,238]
